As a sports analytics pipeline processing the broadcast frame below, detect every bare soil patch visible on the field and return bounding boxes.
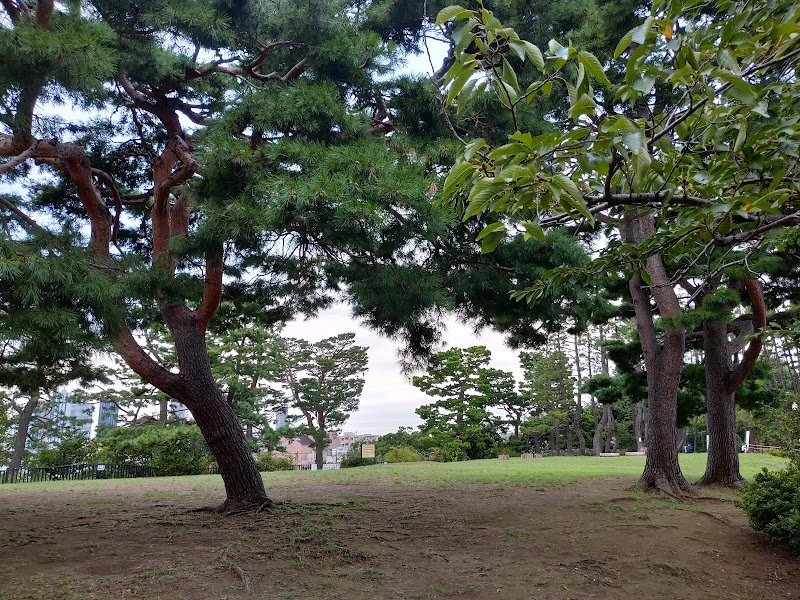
[0,475,798,599]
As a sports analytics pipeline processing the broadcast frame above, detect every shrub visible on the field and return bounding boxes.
[383,446,422,463]
[95,424,214,476]
[426,444,467,462]
[36,431,97,466]
[769,448,791,458]
[256,453,294,471]
[340,447,373,468]
[741,456,800,554]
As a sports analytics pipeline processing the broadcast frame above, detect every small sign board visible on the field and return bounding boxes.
[361,443,376,459]
[97,464,106,471]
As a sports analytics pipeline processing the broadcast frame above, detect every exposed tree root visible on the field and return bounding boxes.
[695,474,744,488]
[695,510,737,528]
[230,564,253,593]
[222,547,253,594]
[632,474,698,499]
[218,497,275,515]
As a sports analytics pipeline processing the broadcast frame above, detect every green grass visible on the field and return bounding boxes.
[0,453,787,496]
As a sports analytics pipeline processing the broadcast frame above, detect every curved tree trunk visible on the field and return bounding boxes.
[604,406,614,453]
[624,212,692,496]
[675,428,686,454]
[168,320,270,511]
[118,313,271,512]
[10,389,39,472]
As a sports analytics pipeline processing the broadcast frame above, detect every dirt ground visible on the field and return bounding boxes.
[0,475,798,600]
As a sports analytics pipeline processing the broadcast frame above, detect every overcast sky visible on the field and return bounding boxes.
[283,304,523,435]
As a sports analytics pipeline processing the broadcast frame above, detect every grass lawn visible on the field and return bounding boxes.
[0,453,795,600]
[0,452,786,496]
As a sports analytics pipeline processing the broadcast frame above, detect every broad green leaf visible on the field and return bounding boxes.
[443,161,477,195]
[445,64,477,106]
[521,221,545,241]
[552,174,592,221]
[509,41,526,62]
[548,39,570,60]
[622,130,646,155]
[476,221,506,240]
[569,93,597,121]
[435,5,470,26]
[480,229,507,253]
[734,120,747,152]
[717,48,740,74]
[464,178,506,219]
[577,51,611,88]
[565,81,577,108]
[523,41,545,71]
[501,57,520,94]
[631,17,654,45]
[713,69,759,105]
[614,28,634,59]
[632,76,656,95]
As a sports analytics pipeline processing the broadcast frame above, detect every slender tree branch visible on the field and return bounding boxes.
[92,168,123,242]
[0,197,45,233]
[0,142,36,175]
[728,279,767,394]
[193,244,224,330]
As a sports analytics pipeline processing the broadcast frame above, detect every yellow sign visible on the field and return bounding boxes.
[361,443,376,459]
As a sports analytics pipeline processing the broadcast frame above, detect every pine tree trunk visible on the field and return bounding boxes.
[699,280,764,487]
[604,406,613,453]
[624,212,692,496]
[675,428,686,454]
[565,416,573,455]
[315,436,325,470]
[697,318,743,486]
[189,385,269,510]
[633,402,644,451]
[124,317,271,511]
[159,398,168,425]
[573,333,586,455]
[593,403,608,455]
[10,389,39,472]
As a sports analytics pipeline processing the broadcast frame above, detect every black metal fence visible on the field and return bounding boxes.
[0,463,160,484]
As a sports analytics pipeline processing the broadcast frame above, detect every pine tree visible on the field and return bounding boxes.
[0,0,423,509]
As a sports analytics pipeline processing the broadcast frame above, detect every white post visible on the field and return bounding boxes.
[706,435,710,452]
[744,430,751,453]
